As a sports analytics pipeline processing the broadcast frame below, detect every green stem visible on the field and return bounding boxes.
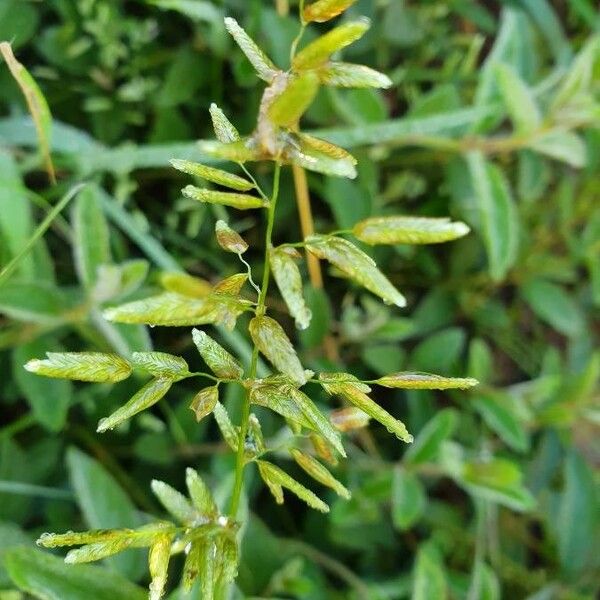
[228,162,282,519]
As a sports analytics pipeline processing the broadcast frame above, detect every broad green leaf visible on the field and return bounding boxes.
[249,315,308,385]
[72,185,111,290]
[148,533,172,600]
[269,247,312,330]
[209,103,240,144]
[494,63,541,133]
[131,351,190,380]
[257,460,329,513]
[392,467,426,531]
[317,62,392,88]
[4,548,147,600]
[189,385,219,422]
[268,72,319,128]
[466,152,518,282]
[404,409,458,465]
[0,42,55,182]
[0,282,68,325]
[292,18,370,71]
[182,186,267,210]
[151,480,197,525]
[320,373,413,443]
[473,393,529,452]
[527,130,587,168]
[352,216,470,245]
[224,17,279,82]
[66,448,144,579]
[250,378,345,456]
[192,329,243,379]
[461,458,536,512]
[13,340,72,432]
[557,451,596,575]
[104,292,252,329]
[185,468,218,519]
[412,544,447,600]
[97,378,173,432]
[215,220,248,254]
[171,159,253,191]
[25,352,132,383]
[375,372,478,390]
[290,449,350,499]
[213,402,238,451]
[305,235,406,307]
[302,0,358,22]
[521,279,584,337]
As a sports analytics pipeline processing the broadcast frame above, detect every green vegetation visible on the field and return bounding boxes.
[1,1,598,599]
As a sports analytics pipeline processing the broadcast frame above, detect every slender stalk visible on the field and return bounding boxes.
[228,162,282,519]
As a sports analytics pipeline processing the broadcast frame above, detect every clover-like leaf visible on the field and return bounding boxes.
[257,460,329,512]
[290,449,350,499]
[131,352,190,380]
[320,373,413,443]
[249,315,308,384]
[97,378,173,432]
[189,385,219,423]
[192,328,244,379]
[269,247,312,330]
[170,159,254,191]
[215,220,249,254]
[182,186,268,210]
[305,235,406,307]
[224,17,279,83]
[292,18,370,71]
[303,0,358,23]
[209,103,240,144]
[25,352,132,383]
[352,216,470,245]
[317,62,392,88]
[375,372,479,390]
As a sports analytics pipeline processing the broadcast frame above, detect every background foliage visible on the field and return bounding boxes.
[0,0,599,598]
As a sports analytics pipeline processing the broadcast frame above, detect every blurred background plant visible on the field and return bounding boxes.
[0,0,598,599]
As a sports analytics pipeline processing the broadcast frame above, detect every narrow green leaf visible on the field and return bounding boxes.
[494,63,541,133]
[199,139,258,163]
[287,141,357,178]
[224,17,279,82]
[292,18,370,71]
[185,468,218,519]
[151,480,197,525]
[320,373,413,443]
[189,385,219,423]
[0,42,55,182]
[192,328,243,379]
[170,159,254,191]
[182,186,267,210]
[412,544,447,600]
[527,130,587,168]
[353,216,470,245]
[268,72,319,128]
[303,0,358,22]
[473,393,529,452]
[404,409,458,465]
[208,103,240,144]
[466,151,518,282]
[131,351,190,380]
[317,62,392,88]
[25,352,132,383]
[290,449,350,499]
[148,533,172,600]
[257,461,329,513]
[306,235,406,307]
[269,247,312,330]
[97,378,173,432]
[213,402,239,451]
[392,467,426,531]
[249,315,309,385]
[375,372,478,390]
[64,538,133,564]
